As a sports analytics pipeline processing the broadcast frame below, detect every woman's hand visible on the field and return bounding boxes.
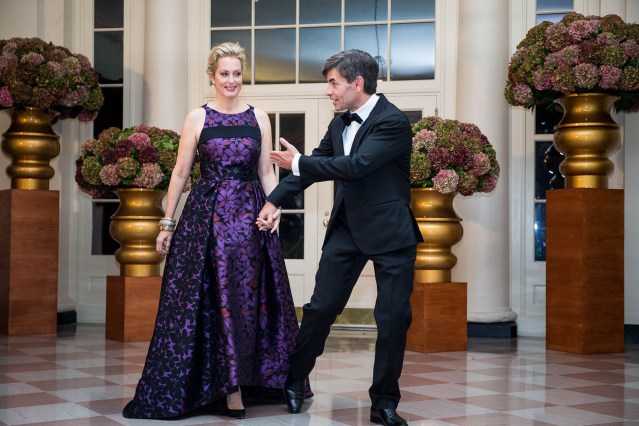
[156,230,173,254]
[257,207,281,233]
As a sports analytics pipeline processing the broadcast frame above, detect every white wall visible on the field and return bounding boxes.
[624,3,639,326]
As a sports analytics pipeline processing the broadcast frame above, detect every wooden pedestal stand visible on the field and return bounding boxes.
[105,275,161,342]
[0,189,58,335]
[546,188,624,354]
[407,281,467,353]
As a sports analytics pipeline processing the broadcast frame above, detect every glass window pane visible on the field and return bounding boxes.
[390,23,434,80]
[93,87,123,138]
[280,213,304,259]
[346,0,387,22]
[537,142,565,196]
[255,29,296,84]
[280,114,305,154]
[536,13,567,24]
[535,103,563,134]
[403,110,422,125]
[211,0,251,27]
[279,169,304,209]
[92,201,119,255]
[94,0,123,28]
[534,203,547,261]
[301,27,340,83]
[300,0,341,24]
[255,0,296,25]
[211,30,253,82]
[345,25,388,79]
[392,0,435,20]
[94,32,123,84]
[278,114,305,210]
[535,141,553,200]
[536,0,572,12]
[268,113,276,149]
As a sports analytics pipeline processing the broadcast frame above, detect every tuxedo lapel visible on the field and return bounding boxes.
[349,94,387,155]
[335,123,346,156]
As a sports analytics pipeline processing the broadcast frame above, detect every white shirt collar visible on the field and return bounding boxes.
[350,93,379,122]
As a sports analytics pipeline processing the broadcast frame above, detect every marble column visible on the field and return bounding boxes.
[454,0,517,326]
[143,0,189,132]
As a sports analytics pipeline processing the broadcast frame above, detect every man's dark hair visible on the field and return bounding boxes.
[321,49,378,95]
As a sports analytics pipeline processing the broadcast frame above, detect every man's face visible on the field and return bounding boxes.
[324,68,359,112]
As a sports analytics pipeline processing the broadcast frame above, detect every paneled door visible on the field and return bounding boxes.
[245,98,325,306]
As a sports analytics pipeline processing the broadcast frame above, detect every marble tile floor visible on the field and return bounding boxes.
[1,325,639,425]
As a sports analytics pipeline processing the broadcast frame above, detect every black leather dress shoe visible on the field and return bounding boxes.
[283,376,306,414]
[370,407,407,426]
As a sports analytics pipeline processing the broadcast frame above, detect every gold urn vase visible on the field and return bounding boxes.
[411,187,463,283]
[1,107,60,190]
[109,188,166,277]
[553,93,621,189]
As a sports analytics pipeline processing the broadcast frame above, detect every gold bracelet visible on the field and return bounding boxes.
[159,218,177,232]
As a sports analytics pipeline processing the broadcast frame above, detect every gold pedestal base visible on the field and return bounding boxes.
[105,275,162,342]
[546,188,624,354]
[407,281,467,353]
[0,189,58,335]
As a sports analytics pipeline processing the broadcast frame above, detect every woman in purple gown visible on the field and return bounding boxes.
[122,42,307,419]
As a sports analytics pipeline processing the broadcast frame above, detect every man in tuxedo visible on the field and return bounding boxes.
[257,49,422,426]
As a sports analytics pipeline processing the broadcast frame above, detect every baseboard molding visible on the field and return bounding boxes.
[57,310,77,325]
[467,321,518,339]
[625,324,639,344]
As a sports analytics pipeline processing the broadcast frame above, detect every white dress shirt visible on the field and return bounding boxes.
[291,94,380,176]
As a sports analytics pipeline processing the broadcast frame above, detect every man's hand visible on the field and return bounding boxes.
[257,201,281,233]
[270,138,298,170]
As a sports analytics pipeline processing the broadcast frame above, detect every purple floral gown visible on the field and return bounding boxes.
[123,105,306,419]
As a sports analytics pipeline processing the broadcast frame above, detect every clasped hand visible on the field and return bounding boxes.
[256,202,281,233]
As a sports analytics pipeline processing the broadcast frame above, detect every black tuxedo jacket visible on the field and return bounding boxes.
[267,94,423,255]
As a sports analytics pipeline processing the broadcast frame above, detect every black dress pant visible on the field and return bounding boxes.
[288,207,416,409]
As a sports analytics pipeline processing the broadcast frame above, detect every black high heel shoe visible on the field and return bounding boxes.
[225,406,246,419]
[225,393,245,419]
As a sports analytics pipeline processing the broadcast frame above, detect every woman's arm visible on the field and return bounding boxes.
[156,107,203,254]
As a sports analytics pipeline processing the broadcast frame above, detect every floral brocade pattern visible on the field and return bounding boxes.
[123,105,304,419]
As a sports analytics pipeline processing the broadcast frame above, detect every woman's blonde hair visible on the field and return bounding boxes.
[206,42,246,76]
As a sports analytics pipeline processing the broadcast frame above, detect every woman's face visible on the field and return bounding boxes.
[210,56,243,99]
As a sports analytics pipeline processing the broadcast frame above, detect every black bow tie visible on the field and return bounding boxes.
[341,112,363,126]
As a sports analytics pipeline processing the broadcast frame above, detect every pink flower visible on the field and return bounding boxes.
[134,163,163,188]
[128,132,151,150]
[99,164,121,186]
[432,169,459,194]
[413,129,437,151]
[574,63,599,89]
[599,65,622,89]
[533,68,553,91]
[568,20,595,42]
[472,152,491,176]
[0,86,13,107]
[479,175,498,193]
[77,109,97,122]
[80,139,95,157]
[512,84,533,105]
[428,147,451,171]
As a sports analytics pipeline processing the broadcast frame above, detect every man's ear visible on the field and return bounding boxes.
[355,75,365,91]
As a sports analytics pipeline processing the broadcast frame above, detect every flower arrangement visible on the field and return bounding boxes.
[505,13,639,113]
[0,37,103,121]
[75,125,200,198]
[410,116,500,196]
